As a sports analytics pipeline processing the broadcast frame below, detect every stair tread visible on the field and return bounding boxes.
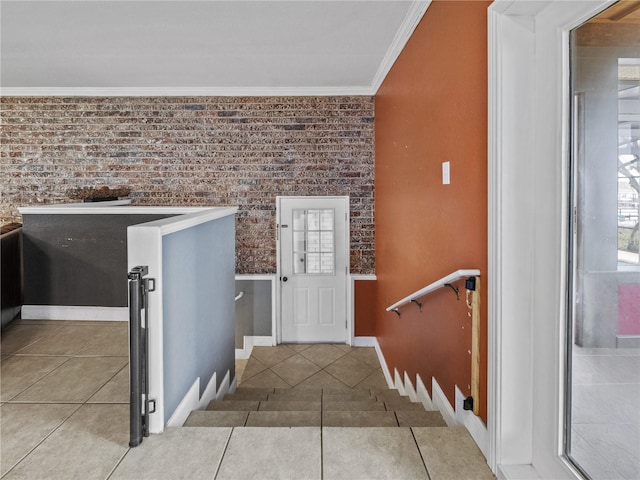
[246,411,321,427]
[384,401,426,411]
[224,391,270,401]
[323,411,398,427]
[258,400,321,411]
[323,401,386,411]
[395,410,447,427]
[184,410,248,427]
[207,400,259,411]
[268,391,322,401]
[323,393,374,402]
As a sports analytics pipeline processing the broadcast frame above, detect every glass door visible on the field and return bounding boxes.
[567,4,640,479]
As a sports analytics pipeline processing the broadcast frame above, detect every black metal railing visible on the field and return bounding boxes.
[128,265,155,448]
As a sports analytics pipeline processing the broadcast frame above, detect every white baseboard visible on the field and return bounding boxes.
[497,464,541,480]
[432,377,457,427]
[22,305,128,321]
[216,370,231,401]
[235,335,275,359]
[371,338,394,389]
[394,368,406,395]
[455,385,489,459]
[404,372,417,402]
[167,378,200,427]
[353,336,378,347]
[198,372,217,410]
[416,374,435,411]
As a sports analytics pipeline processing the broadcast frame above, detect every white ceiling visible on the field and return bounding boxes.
[0,1,429,96]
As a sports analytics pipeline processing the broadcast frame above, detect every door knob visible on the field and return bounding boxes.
[282,276,288,282]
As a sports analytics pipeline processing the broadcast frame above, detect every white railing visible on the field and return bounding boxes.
[386,269,481,314]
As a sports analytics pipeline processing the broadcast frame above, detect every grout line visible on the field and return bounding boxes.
[105,445,132,479]
[2,355,75,402]
[212,427,235,480]
[410,427,432,480]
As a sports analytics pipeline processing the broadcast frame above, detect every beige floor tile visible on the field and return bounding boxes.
[269,389,322,401]
[346,347,382,368]
[0,403,80,476]
[323,427,428,479]
[235,358,248,382]
[258,400,321,411]
[270,353,321,386]
[250,344,296,367]
[385,400,426,411]
[87,365,129,403]
[17,325,121,355]
[0,324,63,354]
[76,325,129,356]
[216,427,321,480]
[413,426,495,480]
[11,356,128,403]
[0,355,70,401]
[323,392,375,402]
[356,369,391,390]
[323,411,399,427]
[331,344,355,353]
[3,404,129,480]
[111,427,231,480]
[246,410,321,427]
[324,354,377,387]
[239,357,268,382]
[239,369,291,389]
[284,343,313,352]
[183,410,248,427]
[294,370,351,390]
[300,344,349,368]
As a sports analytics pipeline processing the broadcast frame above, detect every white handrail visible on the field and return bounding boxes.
[386,269,481,312]
[235,292,244,302]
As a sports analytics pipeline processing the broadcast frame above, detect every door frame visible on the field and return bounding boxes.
[275,195,350,345]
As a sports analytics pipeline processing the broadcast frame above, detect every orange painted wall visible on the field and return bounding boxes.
[373,0,490,421]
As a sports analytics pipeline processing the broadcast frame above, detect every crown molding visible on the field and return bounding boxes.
[0,85,376,97]
[370,0,432,92]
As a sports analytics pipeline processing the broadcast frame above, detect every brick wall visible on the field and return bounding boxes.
[0,96,374,274]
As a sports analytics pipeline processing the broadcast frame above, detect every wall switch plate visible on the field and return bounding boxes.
[442,161,450,185]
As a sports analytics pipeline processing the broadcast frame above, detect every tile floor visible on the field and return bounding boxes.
[570,346,640,480]
[1,319,494,479]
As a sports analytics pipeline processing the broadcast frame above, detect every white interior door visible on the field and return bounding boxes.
[278,196,348,343]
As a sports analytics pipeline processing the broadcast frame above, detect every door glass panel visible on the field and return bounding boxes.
[568,6,640,480]
[292,208,335,275]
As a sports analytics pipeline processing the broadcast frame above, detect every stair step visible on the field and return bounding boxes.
[224,391,270,401]
[323,392,374,402]
[395,410,447,427]
[268,391,322,401]
[234,387,275,395]
[323,411,398,427]
[184,410,248,427]
[258,400,321,411]
[323,401,386,411]
[274,388,322,395]
[372,390,407,401]
[246,411,321,427]
[207,400,259,411]
[384,401,426,411]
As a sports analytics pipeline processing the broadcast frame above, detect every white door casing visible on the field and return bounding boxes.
[277,196,349,343]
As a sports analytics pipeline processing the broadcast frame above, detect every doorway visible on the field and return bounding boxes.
[276,196,349,343]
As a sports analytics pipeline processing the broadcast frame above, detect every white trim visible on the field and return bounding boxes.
[371,337,394,389]
[198,372,218,411]
[235,335,275,360]
[235,274,276,281]
[215,370,231,401]
[18,204,208,215]
[394,368,406,395]
[0,86,376,97]
[352,336,377,347]
[431,377,456,427]
[21,305,128,321]
[415,374,435,411]
[404,372,417,402]
[136,207,238,235]
[166,378,200,428]
[455,385,489,460]
[498,465,542,480]
[370,0,431,92]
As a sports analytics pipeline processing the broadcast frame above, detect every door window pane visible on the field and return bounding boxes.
[292,208,335,275]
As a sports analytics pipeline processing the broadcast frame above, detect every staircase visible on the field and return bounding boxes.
[184,387,448,428]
